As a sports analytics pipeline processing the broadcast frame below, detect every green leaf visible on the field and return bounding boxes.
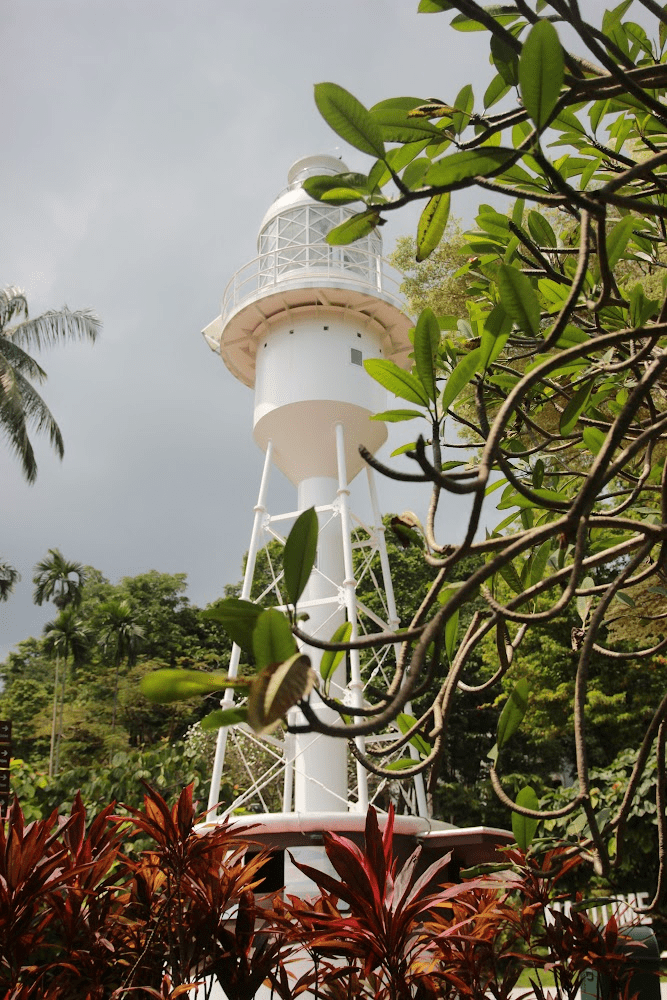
[417,0,453,10]
[530,540,552,588]
[480,304,512,367]
[577,576,595,624]
[527,210,557,248]
[141,669,234,704]
[490,34,519,87]
[370,96,425,113]
[372,108,445,143]
[425,148,516,187]
[602,0,634,33]
[200,707,248,731]
[583,426,606,454]
[202,598,263,655]
[390,441,417,457]
[370,409,424,422]
[554,324,589,348]
[385,757,418,770]
[441,348,482,412]
[512,785,540,850]
[498,559,524,595]
[284,506,318,606]
[560,378,595,436]
[247,653,315,735]
[396,713,431,757]
[445,609,459,660]
[402,157,431,190]
[451,84,474,136]
[319,187,368,206]
[416,193,451,262]
[364,358,430,405]
[497,264,541,336]
[413,308,440,402]
[326,210,379,246]
[319,621,352,688]
[303,172,369,202]
[605,215,636,271]
[252,608,297,671]
[452,6,520,31]
[497,678,529,748]
[519,20,564,130]
[314,82,385,159]
[484,73,511,110]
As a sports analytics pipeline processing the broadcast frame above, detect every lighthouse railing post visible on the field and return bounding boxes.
[334,422,369,813]
[207,441,274,818]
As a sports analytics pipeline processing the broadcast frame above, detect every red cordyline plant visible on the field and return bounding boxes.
[264,809,642,1000]
[0,783,292,1000]
[0,790,645,1000]
[265,804,501,1000]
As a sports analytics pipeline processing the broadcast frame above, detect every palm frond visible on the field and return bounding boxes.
[0,287,28,332]
[0,361,63,482]
[0,288,100,482]
[0,334,48,383]
[7,307,101,351]
[0,560,20,602]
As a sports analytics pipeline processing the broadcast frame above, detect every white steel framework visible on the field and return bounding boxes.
[206,422,428,822]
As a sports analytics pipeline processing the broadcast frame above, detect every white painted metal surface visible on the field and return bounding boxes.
[203,154,427,870]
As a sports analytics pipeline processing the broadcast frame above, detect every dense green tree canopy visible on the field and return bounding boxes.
[0,565,233,815]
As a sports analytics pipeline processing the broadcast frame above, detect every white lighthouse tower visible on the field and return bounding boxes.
[200,155,509,894]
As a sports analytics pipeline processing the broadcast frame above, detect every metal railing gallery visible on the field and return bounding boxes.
[221,243,406,324]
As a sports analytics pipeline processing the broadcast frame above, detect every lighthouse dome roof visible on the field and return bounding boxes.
[258,154,348,235]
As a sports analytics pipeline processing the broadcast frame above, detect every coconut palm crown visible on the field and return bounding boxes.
[0,285,100,484]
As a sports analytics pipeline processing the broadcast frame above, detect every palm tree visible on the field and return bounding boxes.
[98,599,144,730]
[33,548,86,610]
[0,561,19,602]
[43,607,90,775]
[0,286,100,483]
[33,548,87,775]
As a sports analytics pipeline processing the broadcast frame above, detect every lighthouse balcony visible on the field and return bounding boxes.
[221,243,406,327]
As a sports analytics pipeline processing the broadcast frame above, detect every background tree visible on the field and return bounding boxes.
[43,608,89,776]
[389,224,472,319]
[33,549,87,776]
[33,548,86,610]
[97,597,144,730]
[0,564,233,813]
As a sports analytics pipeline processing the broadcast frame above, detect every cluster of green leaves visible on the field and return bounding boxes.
[141,508,321,737]
[296,0,667,904]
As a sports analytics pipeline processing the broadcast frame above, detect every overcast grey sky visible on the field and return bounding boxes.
[1,0,501,659]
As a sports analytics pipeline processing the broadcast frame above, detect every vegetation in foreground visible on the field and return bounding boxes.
[0,784,654,1000]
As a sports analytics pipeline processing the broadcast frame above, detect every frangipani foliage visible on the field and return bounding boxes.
[141,508,319,736]
[289,0,667,904]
